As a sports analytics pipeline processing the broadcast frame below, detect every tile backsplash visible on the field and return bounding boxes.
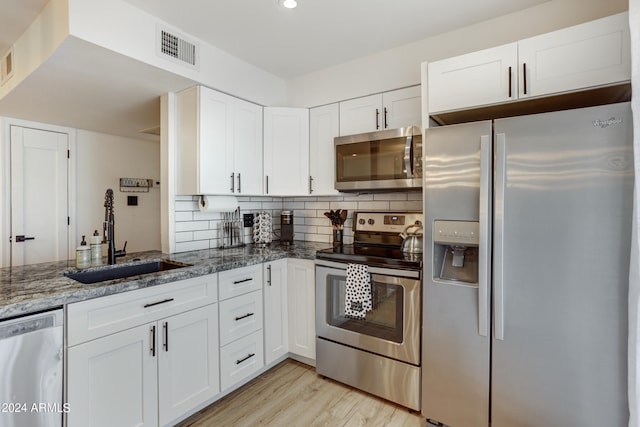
[174,192,422,253]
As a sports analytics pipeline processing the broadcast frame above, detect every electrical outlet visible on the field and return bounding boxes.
[243,213,254,227]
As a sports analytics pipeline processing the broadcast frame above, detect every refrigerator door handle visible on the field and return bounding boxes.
[478,135,491,337]
[494,132,507,341]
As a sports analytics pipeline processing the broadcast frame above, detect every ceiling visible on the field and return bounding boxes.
[0,0,549,140]
[123,0,548,79]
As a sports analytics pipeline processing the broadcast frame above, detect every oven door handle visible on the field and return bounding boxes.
[315,260,421,280]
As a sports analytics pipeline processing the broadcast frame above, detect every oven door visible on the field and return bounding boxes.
[316,263,421,365]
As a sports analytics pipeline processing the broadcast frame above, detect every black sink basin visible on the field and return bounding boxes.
[65,260,191,284]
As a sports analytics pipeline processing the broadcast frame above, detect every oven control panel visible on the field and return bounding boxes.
[354,212,423,233]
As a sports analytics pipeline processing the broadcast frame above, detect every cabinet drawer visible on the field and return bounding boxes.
[220,330,264,391]
[68,274,218,346]
[218,264,262,300]
[219,290,263,346]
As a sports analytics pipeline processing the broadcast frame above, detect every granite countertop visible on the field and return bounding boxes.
[0,241,331,320]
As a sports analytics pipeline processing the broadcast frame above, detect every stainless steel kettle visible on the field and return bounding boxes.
[399,222,424,254]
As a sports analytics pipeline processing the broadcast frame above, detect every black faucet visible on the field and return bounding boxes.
[103,188,127,264]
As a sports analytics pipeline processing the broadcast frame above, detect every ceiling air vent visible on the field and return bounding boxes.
[1,47,14,86]
[157,26,199,69]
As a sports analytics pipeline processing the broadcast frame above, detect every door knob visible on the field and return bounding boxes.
[15,235,35,242]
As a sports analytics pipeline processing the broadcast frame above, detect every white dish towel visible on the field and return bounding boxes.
[345,263,372,320]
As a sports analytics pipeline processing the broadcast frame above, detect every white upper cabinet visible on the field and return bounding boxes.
[428,43,518,113]
[517,12,630,99]
[382,86,423,130]
[339,86,421,135]
[176,85,263,196]
[263,107,310,196]
[427,12,630,114]
[309,103,340,195]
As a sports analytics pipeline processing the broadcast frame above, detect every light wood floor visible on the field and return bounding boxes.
[176,359,425,427]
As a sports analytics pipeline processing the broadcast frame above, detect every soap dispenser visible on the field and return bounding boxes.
[75,236,91,268]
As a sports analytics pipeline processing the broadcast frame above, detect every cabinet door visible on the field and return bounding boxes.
[158,304,220,426]
[383,86,422,129]
[518,12,630,98]
[427,43,517,113]
[264,259,288,364]
[197,87,235,195]
[233,99,263,195]
[309,103,340,195]
[67,324,158,427]
[339,94,383,135]
[287,259,316,360]
[263,107,310,196]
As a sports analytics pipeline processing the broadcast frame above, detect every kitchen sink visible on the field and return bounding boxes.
[65,260,191,284]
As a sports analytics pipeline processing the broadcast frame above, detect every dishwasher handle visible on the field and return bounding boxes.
[0,309,63,340]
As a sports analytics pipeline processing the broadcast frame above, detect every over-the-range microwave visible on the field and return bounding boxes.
[335,126,422,192]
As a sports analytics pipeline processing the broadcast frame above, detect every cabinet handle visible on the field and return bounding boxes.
[233,277,252,285]
[383,107,388,128]
[235,312,255,321]
[230,172,235,193]
[150,325,156,357]
[375,108,380,129]
[508,66,512,98]
[265,175,269,194]
[523,63,527,95]
[267,264,272,286]
[236,353,255,365]
[237,173,241,193]
[163,321,168,352]
[309,176,313,194]
[143,298,174,308]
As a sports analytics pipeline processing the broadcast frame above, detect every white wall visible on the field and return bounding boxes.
[75,130,161,253]
[67,0,287,106]
[287,0,628,107]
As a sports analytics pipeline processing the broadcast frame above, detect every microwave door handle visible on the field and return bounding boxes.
[404,134,413,178]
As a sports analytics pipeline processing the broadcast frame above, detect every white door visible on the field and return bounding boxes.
[10,126,68,266]
[67,324,159,427]
[382,86,422,129]
[287,259,316,360]
[233,98,263,195]
[427,43,518,113]
[263,107,309,196]
[339,94,383,135]
[309,103,340,195]
[517,12,630,99]
[158,304,220,426]
[264,259,288,364]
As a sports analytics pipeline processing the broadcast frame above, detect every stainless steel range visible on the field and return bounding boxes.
[315,211,423,411]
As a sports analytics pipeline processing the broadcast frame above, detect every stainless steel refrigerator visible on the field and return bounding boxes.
[422,102,633,427]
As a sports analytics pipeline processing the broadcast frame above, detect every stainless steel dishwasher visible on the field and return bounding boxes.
[0,308,63,427]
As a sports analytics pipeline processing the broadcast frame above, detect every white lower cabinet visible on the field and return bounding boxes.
[66,260,318,426]
[220,329,264,391]
[67,304,219,427]
[218,264,265,391]
[67,323,158,427]
[157,305,220,426]
[287,259,316,360]
[67,274,219,427]
[264,259,288,365]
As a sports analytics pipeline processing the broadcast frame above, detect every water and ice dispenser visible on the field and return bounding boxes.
[432,220,479,285]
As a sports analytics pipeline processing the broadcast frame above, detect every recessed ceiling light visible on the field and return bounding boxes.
[280,0,297,9]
